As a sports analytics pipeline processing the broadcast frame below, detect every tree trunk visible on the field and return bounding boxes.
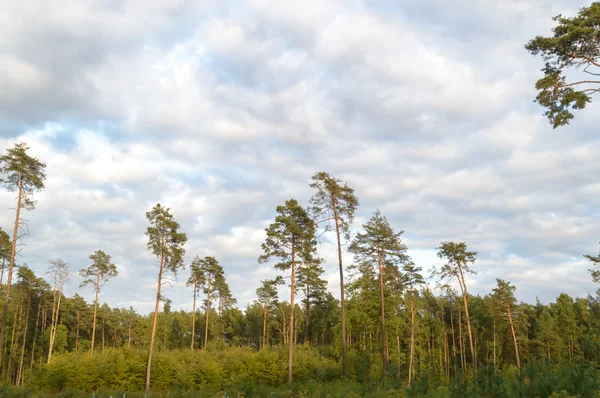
[377,247,388,373]
[48,288,63,363]
[191,284,196,350]
[288,243,296,384]
[0,178,23,368]
[17,290,31,386]
[102,321,105,352]
[262,303,267,349]
[128,323,132,348]
[304,286,309,344]
[75,310,80,351]
[145,232,165,393]
[204,279,211,349]
[458,307,465,372]
[0,258,5,286]
[8,302,21,381]
[493,323,496,370]
[91,272,100,356]
[332,197,348,377]
[458,266,476,372]
[30,300,41,369]
[507,306,520,369]
[409,295,415,385]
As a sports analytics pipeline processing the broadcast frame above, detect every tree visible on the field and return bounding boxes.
[296,257,327,344]
[310,171,358,377]
[0,229,11,286]
[188,256,224,349]
[256,277,284,348]
[144,204,187,392]
[259,199,316,383]
[535,309,562,361]
[79,250,118,356]
[403,261,425,385]
[15,265,39,385]
[0,142,46,368]
[432,242,478,372]
[584,244,600,284]
[214,272,236,343]
[554,293,578,362]
[492,279,520,369]
[46,259,69,363]
[186,258,205,351]
[349,210,408,373]
[525,2,600,128]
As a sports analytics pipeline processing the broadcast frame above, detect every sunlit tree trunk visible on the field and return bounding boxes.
[90,272,100,356]
[145,232,164,393]
[0,179,23,368]
[17,289,31,386]
[204,279,211,349]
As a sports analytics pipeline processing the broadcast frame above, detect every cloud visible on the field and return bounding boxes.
[0,0,596,314]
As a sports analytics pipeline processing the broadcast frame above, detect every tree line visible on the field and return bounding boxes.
[1,143,600,394]
[0,3,599,393]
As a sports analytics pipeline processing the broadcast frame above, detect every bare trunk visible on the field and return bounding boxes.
[8,302,21,380]
[262,303,267,349]
[0,258,5,286]
[304,286,309,344]
[493,323,496,370]
[507,306,520,369]
[17,290,31,385]
[91,272,100,356]
[191,284,196,350]
[75,310,80,351]
[145,232,165,392]
[48,289,63,363]
[458,266,476,372]
[30,300,41,369]
[288,243,296,383]
[332,198,348,377]
[377,247,388,373]
[408,295,415,385]
[458,307,465,372]
[204,279,211,349]
[0,179,23,367]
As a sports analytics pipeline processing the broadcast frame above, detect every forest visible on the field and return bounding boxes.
[2,1,600,397]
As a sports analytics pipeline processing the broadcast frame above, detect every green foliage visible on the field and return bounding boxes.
[525,2,600,128]
[145,204,187,274]
[0,142,47,210]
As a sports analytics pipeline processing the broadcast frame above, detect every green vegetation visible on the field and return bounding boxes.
[1,6,600,393]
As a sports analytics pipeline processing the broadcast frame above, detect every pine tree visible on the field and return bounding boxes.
[144,204,186,392]
[256,277,283,348]
[310,171,358,377]
[0,143,46,369]
[0,229,11,286]
[403,261,425,384]
[188,256,224,349]
[349,210,408,373]
[433,242,478,372]
[79,250,118,356]
[296,257,327,344]
[46,259,69,363]
[259,199,316,383]
[492,279,520,369]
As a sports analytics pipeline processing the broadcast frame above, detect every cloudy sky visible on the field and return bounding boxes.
[0,0,597,314]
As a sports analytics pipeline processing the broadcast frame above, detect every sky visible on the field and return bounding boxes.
[0,0,598,315]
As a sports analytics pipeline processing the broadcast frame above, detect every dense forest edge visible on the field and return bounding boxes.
[2,2,600,397]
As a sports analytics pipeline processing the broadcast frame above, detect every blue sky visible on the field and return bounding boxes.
[0,0,598,314]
